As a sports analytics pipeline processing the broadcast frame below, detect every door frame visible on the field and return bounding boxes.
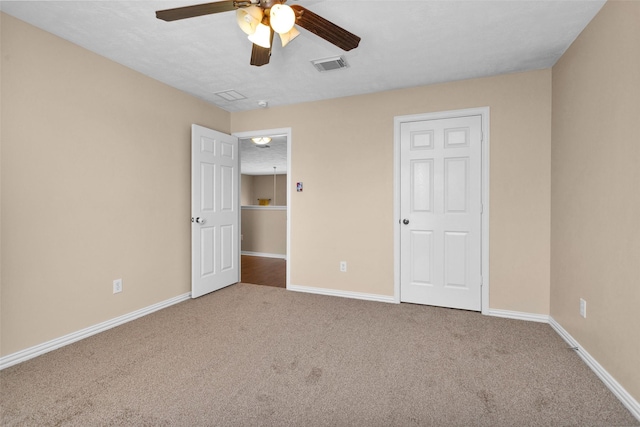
[393,107,490,314]
[233,127,292,289]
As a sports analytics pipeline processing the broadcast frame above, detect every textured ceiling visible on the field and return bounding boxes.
[1,0,604,175]
[239,136,288,175]
[1,0,605,114]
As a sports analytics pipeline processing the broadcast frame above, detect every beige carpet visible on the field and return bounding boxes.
[1,283,637,426]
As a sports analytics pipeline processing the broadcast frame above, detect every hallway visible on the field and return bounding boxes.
[240,255,286,288]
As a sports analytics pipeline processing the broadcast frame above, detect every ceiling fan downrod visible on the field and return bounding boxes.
[258,0,286,9]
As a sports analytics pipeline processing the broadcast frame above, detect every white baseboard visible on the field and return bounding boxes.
[0,292,191,371]
[486,308,550,323]
[288,284,397,304]
[549,316,640,421]
[456,308,639,421]
[241,251,286,259]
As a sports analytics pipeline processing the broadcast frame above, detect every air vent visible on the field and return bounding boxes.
[214,90,246,102]
[311,56,349,72]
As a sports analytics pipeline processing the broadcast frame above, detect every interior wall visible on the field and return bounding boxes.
[253,174,287,206]
[0,12,4,347]
[241,174,287,206]
[231,69,552,313]
[551,0,640,402]
[241,174,254,206]
[241,208,287,255]
[0,13,230,356]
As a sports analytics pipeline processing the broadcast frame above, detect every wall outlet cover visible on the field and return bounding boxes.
[580,298,586,318]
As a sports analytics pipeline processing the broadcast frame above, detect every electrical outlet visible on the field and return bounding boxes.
[579,298,586,318]
[113,279,123,294]
[340,261,347,272]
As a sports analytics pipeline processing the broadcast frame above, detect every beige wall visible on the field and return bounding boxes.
[0,14,230,356]
[232,69,552,312]
[254,174,287,206]
[551,0,640,402]
[241,174,253,206]
[241,208,287,256]
[241,174,287,206]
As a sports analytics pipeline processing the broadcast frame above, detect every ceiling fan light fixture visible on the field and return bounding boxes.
[279,26,300,47]
[248,23,271,48]
[155,2,361,68]
[252,137,272,145]
[236,6,264,35]
[269,4,296,34]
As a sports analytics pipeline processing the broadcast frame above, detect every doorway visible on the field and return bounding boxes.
[234,128,292,289]
[240,255,286,288]
[394,108,489,313]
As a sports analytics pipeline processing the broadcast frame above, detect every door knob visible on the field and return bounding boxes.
[195,217,206,224]
[402,219,410,225]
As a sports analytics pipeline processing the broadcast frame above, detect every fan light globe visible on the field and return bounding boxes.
[269,4,295,34]
[279,26,300,47]
[236,5,264,35]
[248,23,271,48]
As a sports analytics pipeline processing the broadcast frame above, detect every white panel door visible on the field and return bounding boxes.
[400,115,482,310]
[191,124,239,298]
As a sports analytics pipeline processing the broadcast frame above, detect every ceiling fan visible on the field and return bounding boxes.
[156,0,361,67]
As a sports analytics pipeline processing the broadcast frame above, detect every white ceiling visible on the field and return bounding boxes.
[1,0,605,175]
[239,135,288,175]
[1,0,605,115]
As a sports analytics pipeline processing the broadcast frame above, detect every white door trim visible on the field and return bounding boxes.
[393,107,490,314]
[233,127,292,289]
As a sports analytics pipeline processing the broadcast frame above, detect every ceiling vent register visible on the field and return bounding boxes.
[312,56,349,72]
[214,90,246,101]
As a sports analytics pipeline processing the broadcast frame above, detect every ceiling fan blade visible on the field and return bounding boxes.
[250,43,271,66]
[290,5,361,51]
[156,1,238,22]
[250,27,274,66]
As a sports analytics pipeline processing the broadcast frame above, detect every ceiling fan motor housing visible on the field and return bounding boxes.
[259,0,284,10]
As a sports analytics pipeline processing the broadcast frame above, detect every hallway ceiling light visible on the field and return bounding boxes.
[251,137,272,145]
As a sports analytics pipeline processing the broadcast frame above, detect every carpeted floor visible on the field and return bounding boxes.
[1,283,637,426]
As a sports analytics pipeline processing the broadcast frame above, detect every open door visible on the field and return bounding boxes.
[191,124,239,298]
